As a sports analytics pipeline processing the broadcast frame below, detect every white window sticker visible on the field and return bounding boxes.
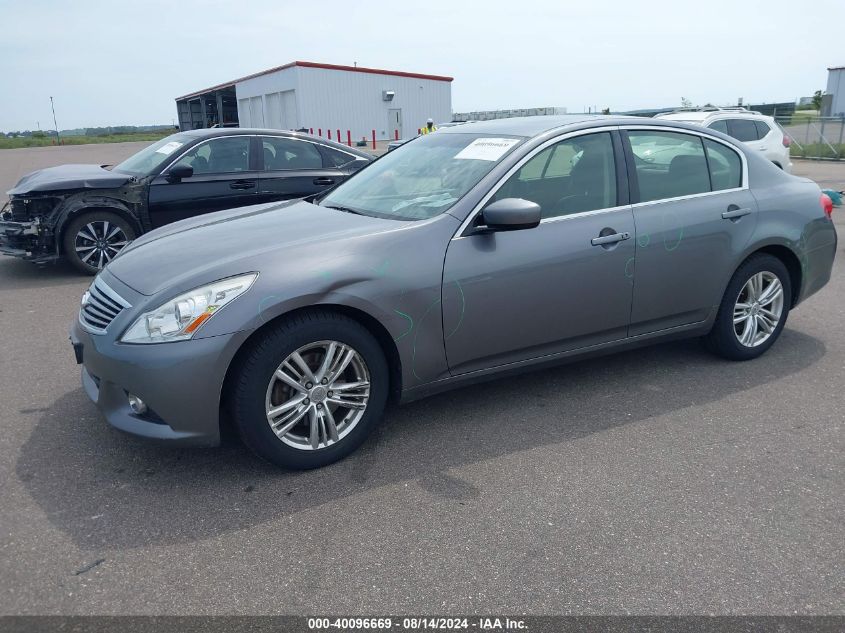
[454,137,520,161]
[155,141,184,155]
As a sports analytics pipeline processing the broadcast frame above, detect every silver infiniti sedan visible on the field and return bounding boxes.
[69,115,837,469]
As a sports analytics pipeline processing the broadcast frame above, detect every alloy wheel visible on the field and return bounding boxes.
[265,340,371,451]
[74,220,129,269]
[733,271,784,348]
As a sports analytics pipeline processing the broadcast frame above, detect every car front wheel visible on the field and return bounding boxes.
[230,311,389,469]
[62,211,136,274]
[705,254,791,361]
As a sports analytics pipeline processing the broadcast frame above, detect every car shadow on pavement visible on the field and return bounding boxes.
[0,258,86,290]
[17,329,825,551]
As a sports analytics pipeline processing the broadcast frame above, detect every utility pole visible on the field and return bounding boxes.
[50,96,61,144]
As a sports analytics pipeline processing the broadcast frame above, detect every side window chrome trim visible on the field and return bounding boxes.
[450,124,750,241]
[160,134,255,176]
[451,125,621,240]
[629,187,745,209]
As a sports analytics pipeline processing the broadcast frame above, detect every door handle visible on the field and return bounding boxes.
[758,146,767,151]
[722,207,752,220]
[313,177,335,185]
[230,180,256,190]
[591,231,630,246]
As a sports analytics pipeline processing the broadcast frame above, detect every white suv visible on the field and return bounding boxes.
[655,107,793,173]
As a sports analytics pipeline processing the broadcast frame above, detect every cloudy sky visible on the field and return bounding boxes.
[0,0,842,131]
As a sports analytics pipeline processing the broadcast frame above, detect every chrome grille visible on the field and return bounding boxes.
[79,278,131,334]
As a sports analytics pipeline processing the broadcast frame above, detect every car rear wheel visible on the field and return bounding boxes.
[62,211,136,274]
[704,254,791,361]
[230,310,388,469]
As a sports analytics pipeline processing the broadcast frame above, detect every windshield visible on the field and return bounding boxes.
[320,133,524,220]
[112,133,195,176]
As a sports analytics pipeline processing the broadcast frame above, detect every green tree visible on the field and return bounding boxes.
[812,90,823,110]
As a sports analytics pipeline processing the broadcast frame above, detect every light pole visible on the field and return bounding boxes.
[50,96,61,144]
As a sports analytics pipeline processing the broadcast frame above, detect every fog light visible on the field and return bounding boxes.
[128,393,148,415]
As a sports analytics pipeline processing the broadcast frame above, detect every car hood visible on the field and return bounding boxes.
[8,164,132,196]
[107,200,403,296]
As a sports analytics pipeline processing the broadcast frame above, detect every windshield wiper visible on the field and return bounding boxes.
[323,204,364,215]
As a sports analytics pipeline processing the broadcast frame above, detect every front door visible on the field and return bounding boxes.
[622,128,758,335]
[388,109,402,140]
[443,130,635,375]
[148,135,257,228]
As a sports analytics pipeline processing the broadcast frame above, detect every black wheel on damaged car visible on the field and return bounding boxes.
[704,254,791,361]
[230,310,389,470]
[62,210,136,274]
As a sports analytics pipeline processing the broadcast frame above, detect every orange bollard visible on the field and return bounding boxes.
[371,130,376,150]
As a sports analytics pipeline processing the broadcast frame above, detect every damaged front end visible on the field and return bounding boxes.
[0,194,64,264]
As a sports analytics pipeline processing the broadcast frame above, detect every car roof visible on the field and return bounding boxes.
[179,127,372,158]
[655,112,713,122]
[435,114,705,139]
[656,110,772,122]
[436,114,611,137]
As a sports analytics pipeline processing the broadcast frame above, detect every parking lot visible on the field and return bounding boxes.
[0,145,843,614]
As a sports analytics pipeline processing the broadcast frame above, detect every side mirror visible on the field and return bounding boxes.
[479,198,541,232]
[166,164,193,182]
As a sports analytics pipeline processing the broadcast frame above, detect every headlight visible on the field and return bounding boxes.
[121,273,257,344]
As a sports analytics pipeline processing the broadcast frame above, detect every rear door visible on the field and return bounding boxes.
[256,136,352,204]
[623,128,758,335]
[147,135,257,228]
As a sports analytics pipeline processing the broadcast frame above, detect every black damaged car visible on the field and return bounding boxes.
[0,129,372,273]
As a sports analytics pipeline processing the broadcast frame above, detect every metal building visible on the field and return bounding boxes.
[825,65,845,116]
[174,61,453,141]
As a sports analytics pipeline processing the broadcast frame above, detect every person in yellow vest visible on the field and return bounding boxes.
[420,118,437,135]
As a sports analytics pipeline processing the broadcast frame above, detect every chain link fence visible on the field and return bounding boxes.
[776,115,845,160]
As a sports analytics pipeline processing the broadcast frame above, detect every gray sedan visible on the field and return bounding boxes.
[69,115,837,469]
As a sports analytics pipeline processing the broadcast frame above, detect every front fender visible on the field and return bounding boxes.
[53,186,147,240]
[192,218,460,388]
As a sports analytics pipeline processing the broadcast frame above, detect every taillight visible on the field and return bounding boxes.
[782,134,791,148]
[821,193,833,218]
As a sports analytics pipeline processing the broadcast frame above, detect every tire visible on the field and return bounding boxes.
[230,310,389,470]
[704,254,792,361]
[62,210,136,274]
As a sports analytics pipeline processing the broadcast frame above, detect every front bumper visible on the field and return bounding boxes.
[69,313,251,447]
[0,212,58,263]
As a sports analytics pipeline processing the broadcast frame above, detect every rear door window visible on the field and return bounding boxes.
[627,130,710,202]
[754,120,771,139]
[703,139,742,191]
[319,145,358,168]
[708,119,729,134]
[261,137,323,170]
[726,119,759,142]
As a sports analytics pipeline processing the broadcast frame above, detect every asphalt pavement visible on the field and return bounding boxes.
[0,147,843,615]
